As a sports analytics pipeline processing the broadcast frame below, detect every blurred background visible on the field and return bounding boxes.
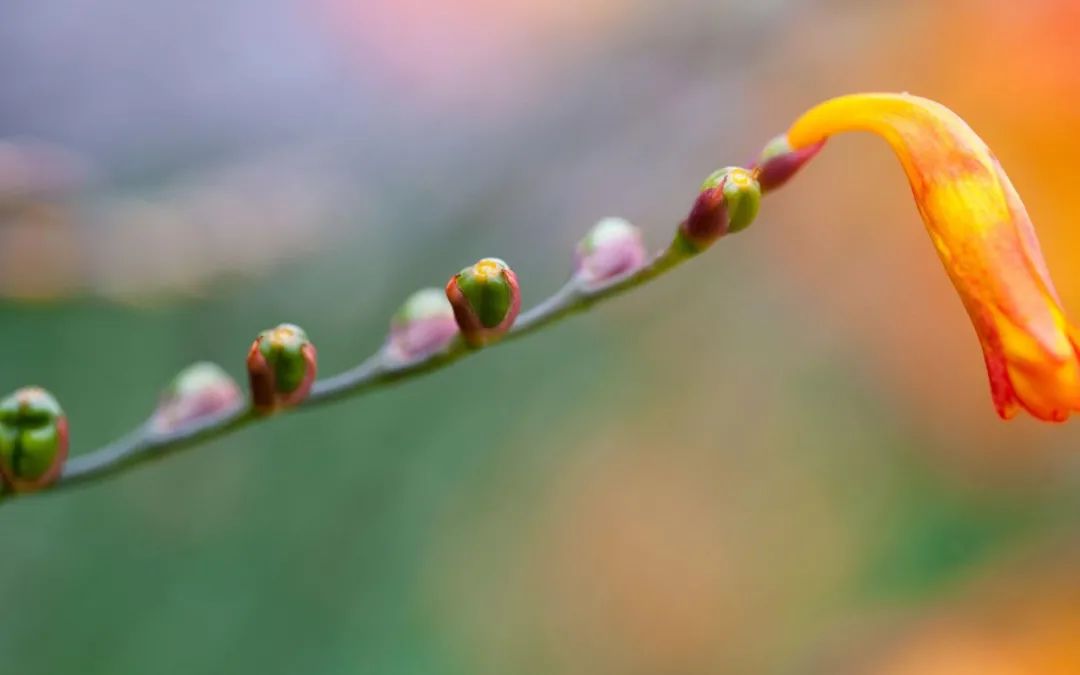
[1,0,1079,673]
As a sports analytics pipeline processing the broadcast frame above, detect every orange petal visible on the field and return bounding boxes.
[782,93,1080,421]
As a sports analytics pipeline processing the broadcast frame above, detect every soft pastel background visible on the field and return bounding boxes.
[2,1,1079,673]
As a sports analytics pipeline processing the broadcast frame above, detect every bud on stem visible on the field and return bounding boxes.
[386,288,460,363]
[247,323,317,414]
[446,258,521,348]
[152,362,242,433]
[0,387,68,493]
[575,217,648,287]
[678,166,761,252]
[752,134,825,193]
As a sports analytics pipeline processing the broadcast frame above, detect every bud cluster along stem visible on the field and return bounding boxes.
[3,132,816,501]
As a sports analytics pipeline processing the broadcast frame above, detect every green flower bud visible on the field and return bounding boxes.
[152,362,242,433]
[445,258,521,348]
[715,167,762,234]
[386,288,460,363]
[0,387,69,493]
[678,166,761,251]
[246,323,318,414]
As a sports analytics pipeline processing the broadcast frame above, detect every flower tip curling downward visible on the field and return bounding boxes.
[777,92,1080,422]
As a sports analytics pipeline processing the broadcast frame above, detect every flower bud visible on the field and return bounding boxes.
[246,323,317,413]
[752,133,825,193]
[445,257,521,348]
[678,166,761,251]
[152,362,242,433]
[574,217,648,287]
[386,288,460,363]
[0,387,68,493]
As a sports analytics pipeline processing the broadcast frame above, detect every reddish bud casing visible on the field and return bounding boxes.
[446,258,521,348]
[247,323,317,414]
[679,167,761,251]
[752,134,826,193]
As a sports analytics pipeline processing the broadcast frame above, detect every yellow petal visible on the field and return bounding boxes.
[781,93,1080,421]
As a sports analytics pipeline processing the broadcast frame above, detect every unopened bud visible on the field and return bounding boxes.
[386,288,460,363]
[445,257,521,348]
[753,134,825,193]
[574,217,648,287]
[152,362,242,433]
[0,387,68,493]
[246,323,317,413]
[678,166,761,251]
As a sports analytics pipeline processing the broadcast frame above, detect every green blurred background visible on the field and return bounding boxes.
[2,1,1078,673]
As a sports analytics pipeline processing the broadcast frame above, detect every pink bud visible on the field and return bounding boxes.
[385,288,460,363]
[152,362,242,433]
[574,218,648,287]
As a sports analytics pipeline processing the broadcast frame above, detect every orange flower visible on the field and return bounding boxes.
[772,93,1080,421]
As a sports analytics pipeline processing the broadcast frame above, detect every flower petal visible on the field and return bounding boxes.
[781,93,1080,421]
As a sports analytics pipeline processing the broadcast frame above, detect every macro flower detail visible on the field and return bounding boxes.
[152,362,242,433]
[775,92,1080,421]
[446,258,521,348]
[574,217,648,287]
[247,323,318,414]
[0,387,69,493]
[752,134,826,193]
[386,288,460,363]
[679,166,761,252]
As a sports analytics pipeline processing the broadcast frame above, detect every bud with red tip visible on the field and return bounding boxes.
[446,258,521,348]
[752,133,825,193]
[678,166,761,252]
[0,387,68,493]
[385,288,460,363]
[574,217,648,287]
[152,362,242,433]
[247,323,317,414]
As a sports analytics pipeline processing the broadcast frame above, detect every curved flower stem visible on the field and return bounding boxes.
[43,242,692,495]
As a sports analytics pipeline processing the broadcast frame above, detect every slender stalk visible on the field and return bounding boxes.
[42,241,694,494]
